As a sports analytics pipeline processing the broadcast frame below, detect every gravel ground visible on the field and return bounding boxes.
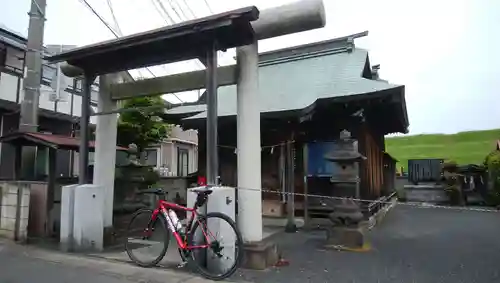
[233,205,500,283]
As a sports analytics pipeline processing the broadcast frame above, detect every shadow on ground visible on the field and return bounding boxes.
[232,205,500,283]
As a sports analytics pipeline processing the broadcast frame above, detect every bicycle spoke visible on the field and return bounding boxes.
[125,209,170,267]
[187,212,243,280]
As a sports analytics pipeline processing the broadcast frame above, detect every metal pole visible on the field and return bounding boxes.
[285,140,297,232]
[78,75,94,184]
[20,0,46,133]
[205,42,218,186]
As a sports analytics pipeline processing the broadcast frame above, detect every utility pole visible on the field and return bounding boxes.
[19,0,47,178]
[20,0,46,132]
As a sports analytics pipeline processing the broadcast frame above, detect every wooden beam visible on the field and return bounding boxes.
[109,65,237,100]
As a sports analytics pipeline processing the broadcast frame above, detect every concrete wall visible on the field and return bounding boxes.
[404,184,448,204]
[0,181,30,241]
[395,176,410,196]
[397,176,448,203]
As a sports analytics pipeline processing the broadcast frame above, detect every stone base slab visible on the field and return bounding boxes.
[242,239,280,270]
[325,226,366,249]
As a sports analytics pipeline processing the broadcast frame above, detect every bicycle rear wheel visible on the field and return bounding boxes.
[187,212,244,281]
[125,208,170,267]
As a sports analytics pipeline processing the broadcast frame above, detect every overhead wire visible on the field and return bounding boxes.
[202,0,213,14]
[165,0,189,21]
[77,0,184,103]
[153,0,206,69]
[180,0,196,18]
[106,0,123,35]
[150,0,175,24]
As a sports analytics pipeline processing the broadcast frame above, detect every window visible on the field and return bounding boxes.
[41,64,56,84]
[177,148,189,176]
[75,79,82,90]
[142,148,158,167]
[0,46,6,68]
[35,146,49,176]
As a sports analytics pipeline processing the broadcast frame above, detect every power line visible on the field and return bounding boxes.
[76,0,184,103]
[162,0,184,22]
[152,0,206,70]
[78,0,119,37]
[106,0,123,35]
[172,0,191,20]
[150,0,175,24]
[180,0,196,18]
[202,0,213,14]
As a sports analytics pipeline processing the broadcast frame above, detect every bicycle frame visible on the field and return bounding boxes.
[149,199,213,250]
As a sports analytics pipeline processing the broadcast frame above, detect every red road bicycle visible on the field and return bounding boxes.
[125,187,243,281]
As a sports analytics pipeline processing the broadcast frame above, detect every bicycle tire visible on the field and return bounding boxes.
[125,208,170,267]
[187,212,244,281]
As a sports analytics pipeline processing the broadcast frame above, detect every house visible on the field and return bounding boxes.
[0,24,102,179]
[0,24,198,179]
[142,125,198,176]
[163,32,409,218]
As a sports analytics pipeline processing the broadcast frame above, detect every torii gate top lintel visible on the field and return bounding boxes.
[45,6,259,76]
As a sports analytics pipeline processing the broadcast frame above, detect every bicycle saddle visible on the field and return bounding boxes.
[138,188,166,195]
[191,187,213,195]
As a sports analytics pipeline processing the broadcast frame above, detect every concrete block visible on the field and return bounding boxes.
[17,217,29,242]
[0,217,16,231]
[5,185,18,195]
[2,193,18,206]
[404,185,447,203]
[242,239,280,270]
[73,184,104,252]
[1,205,17,219]
[262,200,284,217]
[325,226,366,248]
[0,229,15,239]
[20,190,30,207]
[206,187,236,273]
[60,184,77,252]
[20,206,29,221]
[186,187,201,210]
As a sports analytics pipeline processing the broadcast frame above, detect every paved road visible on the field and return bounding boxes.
[234,205,500,283]
[2,206,499,283]
[0,240,215,283]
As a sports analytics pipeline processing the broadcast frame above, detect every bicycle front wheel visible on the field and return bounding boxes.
[125,208,170,267]
[187,212,244,281]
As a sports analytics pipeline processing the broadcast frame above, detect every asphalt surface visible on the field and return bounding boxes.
[0,250,136,283]
[0,240,217,283]
[234,205,500,283]
[1,205,499,283]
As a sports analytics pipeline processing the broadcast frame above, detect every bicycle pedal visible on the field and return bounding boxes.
[177,261,188,268]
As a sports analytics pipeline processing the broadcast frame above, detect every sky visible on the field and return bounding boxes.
[1,0,499,135]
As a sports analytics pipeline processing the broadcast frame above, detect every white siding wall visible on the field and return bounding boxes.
[0,46,98,124]
[0,72,18,102]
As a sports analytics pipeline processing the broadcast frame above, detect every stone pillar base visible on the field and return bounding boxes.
[242,239,280,270]
[325,226,366,249]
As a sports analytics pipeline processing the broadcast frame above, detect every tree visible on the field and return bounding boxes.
[117,96,171,153]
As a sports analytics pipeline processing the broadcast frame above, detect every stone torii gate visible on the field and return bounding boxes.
[47,0,325,254]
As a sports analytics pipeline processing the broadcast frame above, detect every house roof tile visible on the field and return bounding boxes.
[165,34,404,123]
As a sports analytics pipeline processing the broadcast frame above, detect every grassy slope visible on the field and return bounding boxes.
[385,129,500,170]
